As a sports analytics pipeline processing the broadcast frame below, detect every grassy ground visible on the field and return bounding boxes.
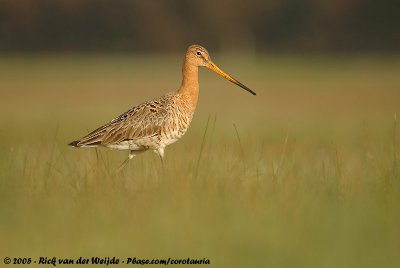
[0,53,399,267]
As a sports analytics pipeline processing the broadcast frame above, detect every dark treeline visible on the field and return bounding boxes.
[0,0,398,53]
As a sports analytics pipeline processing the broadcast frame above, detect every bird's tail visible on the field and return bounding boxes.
[68,139,100,148]
[68,140,81,147]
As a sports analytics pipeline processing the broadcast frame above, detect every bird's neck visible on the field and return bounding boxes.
[178,61,199,108]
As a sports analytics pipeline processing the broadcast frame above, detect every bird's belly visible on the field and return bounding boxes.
[163,136,179,146]
[104,140,143,151]
[162,125,189,146]
[161,111,193,146]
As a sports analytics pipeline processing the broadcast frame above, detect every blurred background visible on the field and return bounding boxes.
[1,1,399,268]
[0,0,399,53]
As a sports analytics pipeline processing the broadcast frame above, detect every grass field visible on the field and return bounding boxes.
[0,53,399,267]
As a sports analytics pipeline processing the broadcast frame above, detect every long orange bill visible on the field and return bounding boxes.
[207,61,256,96]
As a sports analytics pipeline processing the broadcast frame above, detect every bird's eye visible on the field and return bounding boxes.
[196,51,202,56]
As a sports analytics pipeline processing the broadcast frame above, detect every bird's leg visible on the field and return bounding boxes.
[115,151,135,174]
[154,148,165,172]
[159,154,164,168]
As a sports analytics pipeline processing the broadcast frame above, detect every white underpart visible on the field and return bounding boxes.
[105,140,143,151]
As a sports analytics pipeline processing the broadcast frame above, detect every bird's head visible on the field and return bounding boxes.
[186,45,256,95]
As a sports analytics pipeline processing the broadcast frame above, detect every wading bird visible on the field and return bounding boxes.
[69,45,256,171]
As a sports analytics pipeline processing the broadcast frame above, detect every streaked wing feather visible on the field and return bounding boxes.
[76,98,168,146]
